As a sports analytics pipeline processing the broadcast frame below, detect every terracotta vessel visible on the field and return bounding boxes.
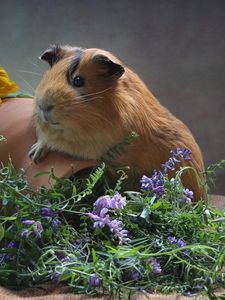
[0,98,97,189]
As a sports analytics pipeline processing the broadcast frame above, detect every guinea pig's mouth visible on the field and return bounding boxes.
[48,121,60,127]
[40,111,60,126]
[41,114,60,127]
[43,116,59,126]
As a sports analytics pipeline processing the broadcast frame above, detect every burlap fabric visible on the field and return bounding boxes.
[0,195,224,300]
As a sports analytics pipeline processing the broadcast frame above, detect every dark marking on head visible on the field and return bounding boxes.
[40,44,84,67]
[67,51,84,86]
[93,54,125,80]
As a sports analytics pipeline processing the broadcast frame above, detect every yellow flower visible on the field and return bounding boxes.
[0,67,19,103]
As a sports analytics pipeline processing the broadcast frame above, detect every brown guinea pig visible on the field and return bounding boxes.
[29,44,205,200]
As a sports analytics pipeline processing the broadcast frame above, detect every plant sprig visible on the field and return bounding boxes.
[0,147,224,299]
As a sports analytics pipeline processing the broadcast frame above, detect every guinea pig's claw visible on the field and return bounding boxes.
[28,142,49,164]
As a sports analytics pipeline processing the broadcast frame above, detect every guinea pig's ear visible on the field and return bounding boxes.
[93,54,125,80]
[39,44,66,67]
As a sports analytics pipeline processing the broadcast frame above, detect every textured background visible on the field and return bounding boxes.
[0,0,224,195]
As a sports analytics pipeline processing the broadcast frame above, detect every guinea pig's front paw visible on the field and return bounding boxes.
[28,142,49,164]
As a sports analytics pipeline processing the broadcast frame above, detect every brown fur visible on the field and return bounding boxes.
[31,45,205,200]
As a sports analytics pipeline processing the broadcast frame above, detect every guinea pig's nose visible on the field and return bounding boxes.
[39,104,54,112]
[45,105,54,112]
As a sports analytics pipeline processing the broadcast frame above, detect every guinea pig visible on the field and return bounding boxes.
[29,44,205,200]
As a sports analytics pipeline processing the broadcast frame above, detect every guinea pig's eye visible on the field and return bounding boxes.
[72,75,85,88]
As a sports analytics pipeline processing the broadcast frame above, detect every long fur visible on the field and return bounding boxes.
[33,46,205,200]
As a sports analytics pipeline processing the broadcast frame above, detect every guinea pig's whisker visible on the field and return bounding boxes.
[17,69,42,76]
[61,103,112,126]
[57,96,103,107]
[76,96,104,104]
[55,88,113,107]
[28,59,45,73]
[17,74,36,94]
[84,87,113,98]
[19,88,34,95]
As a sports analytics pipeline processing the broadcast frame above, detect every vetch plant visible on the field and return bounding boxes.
[87,193,129,244]
[0,146,224,299]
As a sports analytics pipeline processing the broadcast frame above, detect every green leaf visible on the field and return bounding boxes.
[92,249,97,263]
[0,224,4,241]
[72,184,77,195]
[115,245,143,258]
[151,201,162,210]
[0,216,17,221]
[140,206,151,223]
[34,171,51,178]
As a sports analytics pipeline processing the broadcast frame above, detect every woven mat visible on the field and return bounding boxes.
[0,195,224,300]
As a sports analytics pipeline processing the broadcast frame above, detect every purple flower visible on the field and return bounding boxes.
[148,258,162,274]
[108,219,130,243]
[56,252,69,262]
[87,213,129,243]
[131,271,142,281]
[33,221,44,237]
[162,148,192,174]
[178,188,194,207]
[140,171,165,195]
[21,229,30,238]
[87,212,110,229]
[110,219,130,243]
[183,188,194,199]
[87,193,129,243]
[177,239,187,248]
[94,193,126,210]
[73,240,82,249]
[162,158,176,172]
[140,175,151,190]
[99,207,108,218]
[184,290,195,297]
[116,229,130,244]
[5,241,19,261]
[22,220,35,225]
[168,237,190,256]
[51,272,61,283]
[7,241,19,248]
[94,195,112,210]
[110,193,126,209]
[154,263,162,274]
[21,220,44,238]
[41,207,56,218]
[172,148,192,161]
[52,218,62,228]
[168,236,177,244]
[140,148,192,196]
[183,250,190,256]
[178,196,192,206]
[37,221,43,231]
[93,218,109,229]
[109,219,123,231]
[88,273,102,287]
